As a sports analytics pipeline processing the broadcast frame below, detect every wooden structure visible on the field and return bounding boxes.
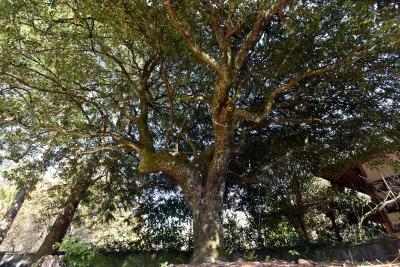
[323,155,400,236]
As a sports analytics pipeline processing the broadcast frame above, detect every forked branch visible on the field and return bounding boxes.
[163,0,220,74]
[234,48,368,124]
[234,0,291,72]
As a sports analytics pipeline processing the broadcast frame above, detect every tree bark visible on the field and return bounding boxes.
[192,199,223,263]
[191,104,232,263]
[289,215,310,241]
[297,215,310,241]
[291,176,310,241]
[191,185,225,264]
[0,180,35,245]
[33,180,91,262]
[326,211,343,242]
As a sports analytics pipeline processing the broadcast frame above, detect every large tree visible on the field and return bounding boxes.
[0,0,399,263]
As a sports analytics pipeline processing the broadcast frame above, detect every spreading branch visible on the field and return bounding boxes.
[234,48,368,123]
[163,0,220,74]
[234,0,291,72]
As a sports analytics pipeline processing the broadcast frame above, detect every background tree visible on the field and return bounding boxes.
[33,157,102,262]
[0,162,41,245]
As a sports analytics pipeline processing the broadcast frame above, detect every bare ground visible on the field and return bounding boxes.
[173,259,400,267]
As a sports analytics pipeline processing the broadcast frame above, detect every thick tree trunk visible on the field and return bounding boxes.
[0,180,35,245]
[191,106,232,263]
[33,181,91,262]
[291,176,309,241]
[289,215,310,241]
[297,215,310,241]
[191,187,225,264]
[139,147,229,264]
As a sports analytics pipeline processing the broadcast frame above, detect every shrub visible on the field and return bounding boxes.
[55,237,97,267]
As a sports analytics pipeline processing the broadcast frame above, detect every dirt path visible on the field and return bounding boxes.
[173,259,400,267]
